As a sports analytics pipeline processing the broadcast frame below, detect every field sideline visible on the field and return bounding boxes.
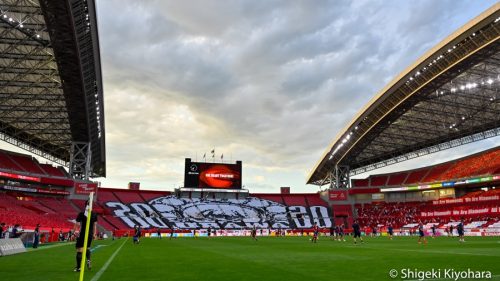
[0,236,499,281]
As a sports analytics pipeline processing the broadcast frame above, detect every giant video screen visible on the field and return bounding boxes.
[184,158,242,189]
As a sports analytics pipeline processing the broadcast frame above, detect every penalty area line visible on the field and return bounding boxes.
[90,238,128,281]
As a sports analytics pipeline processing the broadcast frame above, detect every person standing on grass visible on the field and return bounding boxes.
[0,222,5,239]
[372,225,377,237]
[170,227,174,240]
[156,227,161,239]
[352,220,363,244]
[431,224,437,238]
[387,224,394,240]
[59,229,64,242]
[457,218,465,243]
[207,227,212,239]
[74,200,98,272]
[417,221,427,245]
[133,225,141,244]
[33,224,40,248]
[251,226,258,241]
[449,224,454,237]
[339,224,346,242]
[311,223,319,243]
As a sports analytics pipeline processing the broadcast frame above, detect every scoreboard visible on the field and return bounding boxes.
[184,158,242,189]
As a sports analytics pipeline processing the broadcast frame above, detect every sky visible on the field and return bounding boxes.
[1,0,499,193]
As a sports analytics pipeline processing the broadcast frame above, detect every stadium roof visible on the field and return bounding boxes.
[308,4,500,186]
[0,0,105,177]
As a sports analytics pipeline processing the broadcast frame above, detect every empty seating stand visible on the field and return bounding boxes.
[404,168,430,184]
[39,164,66,177]
[113,191,145,204]
[0,151,23,171]
[252,194,284,204]
[139,191,170,202]
[419,163,454,183]
[0,149,69,178]
[0,194,75,230]
[352,179,369,187]
[8,154,46,175]
[304,194,328,206]
[387,173,407,186]
[282,195,306,206]
[370,175,388,187]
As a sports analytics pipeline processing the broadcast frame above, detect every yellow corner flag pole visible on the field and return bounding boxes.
[79,192,94,281]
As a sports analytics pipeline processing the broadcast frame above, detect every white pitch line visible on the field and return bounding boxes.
[27,242,74,252]
[90,238,128,281]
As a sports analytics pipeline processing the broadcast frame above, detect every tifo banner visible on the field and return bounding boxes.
[329,190,348,201]
[0,238,26,256]
[432,195,499,205]
[106,195,333,230]
[420,206,499,217]
[74,182,98,194]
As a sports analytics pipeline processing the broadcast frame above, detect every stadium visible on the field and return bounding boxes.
[0,1,499,281]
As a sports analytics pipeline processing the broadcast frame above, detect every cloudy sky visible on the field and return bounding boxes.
[1,0,498,192]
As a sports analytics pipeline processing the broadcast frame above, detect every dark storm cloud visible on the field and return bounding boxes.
[93,0,499,191]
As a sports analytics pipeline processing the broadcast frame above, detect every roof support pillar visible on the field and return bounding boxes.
[329,165,350,189]
[69,141,91,180]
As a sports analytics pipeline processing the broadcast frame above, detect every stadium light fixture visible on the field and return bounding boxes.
[487,78,493,84]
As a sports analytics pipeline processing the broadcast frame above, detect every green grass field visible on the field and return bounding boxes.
[1,236,499,281]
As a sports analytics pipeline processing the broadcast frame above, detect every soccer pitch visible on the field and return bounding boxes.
[1,236,499,281]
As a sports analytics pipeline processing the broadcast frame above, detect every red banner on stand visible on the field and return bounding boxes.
[329,190,348,201]
[420,206,499,217]
[74,182,98,194]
